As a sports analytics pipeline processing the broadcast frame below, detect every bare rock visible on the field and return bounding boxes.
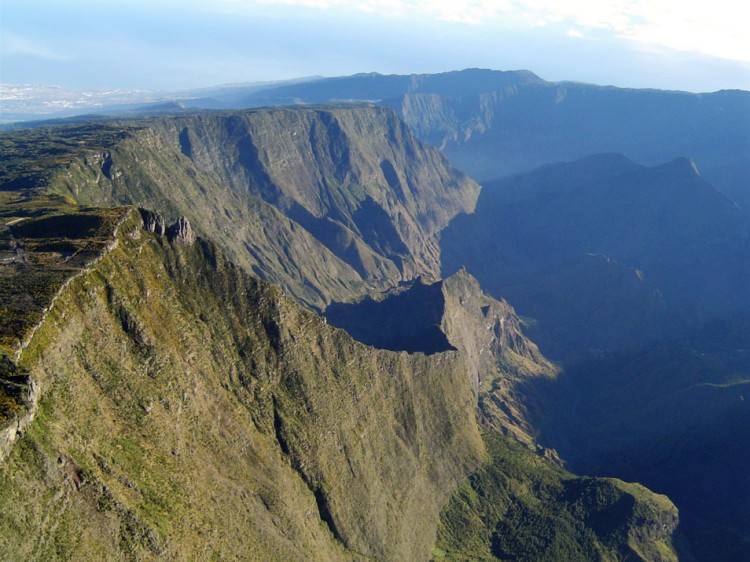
[139,209,166,236]
[167,217,196,245]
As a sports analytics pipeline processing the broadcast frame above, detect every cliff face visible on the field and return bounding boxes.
[0,204,484,561]
[37,107,479,309]
[160,106,477,247]
[233,69,749,212]
[439,271,557,444]
[391,82,750,214]
[316,257,680,561]
[325,270,557,445]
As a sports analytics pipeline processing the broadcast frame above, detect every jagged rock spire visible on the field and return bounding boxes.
[140,209,166,236]
[167,216,196,245]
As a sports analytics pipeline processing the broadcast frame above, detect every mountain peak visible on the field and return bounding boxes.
[509,152,641,189]
[657,156,701,177]
[450,67,542,81]
[570,152,640,173]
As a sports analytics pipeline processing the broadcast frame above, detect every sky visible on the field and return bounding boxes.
[1,0,749,94]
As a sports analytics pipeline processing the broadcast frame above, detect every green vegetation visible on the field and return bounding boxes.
[0,202,483,560]
[0,205,129,354]
[0,123,136,192]
[0,354,28,421]
[0,195,131,425]
[435,434,678,562]
[0,109,685,561]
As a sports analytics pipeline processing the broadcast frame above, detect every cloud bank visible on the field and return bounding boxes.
[246,0,749,62]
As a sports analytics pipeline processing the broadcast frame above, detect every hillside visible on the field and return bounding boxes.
[435,434,678,562]
[0,194,681,561]
[0,103,702,561]
[325,270,556,443]
[0,106,479,310]
[441,153,750,359]
[0,200,486,561]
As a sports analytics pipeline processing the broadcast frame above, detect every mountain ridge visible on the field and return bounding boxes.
[1,106,479,310]
[230,68,749,212]
[0,194,681,561]
[0,200,486,561]
[441,152,750,359]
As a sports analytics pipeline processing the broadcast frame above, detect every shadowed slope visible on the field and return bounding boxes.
[0,106,479,310]
[442,154,750,359]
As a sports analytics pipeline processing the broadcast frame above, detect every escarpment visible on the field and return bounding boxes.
[0,202,484,561]
[0,199,681,562]
[26,106,479,310]
[325,270,557,445]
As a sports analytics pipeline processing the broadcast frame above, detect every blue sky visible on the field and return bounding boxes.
[1,0,748,93]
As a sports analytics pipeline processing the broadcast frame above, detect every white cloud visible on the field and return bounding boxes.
[521,0,750,62]
[248,0,514,22]
[619,1,750,62]
[240,0,750,62]
[566,29,584,39]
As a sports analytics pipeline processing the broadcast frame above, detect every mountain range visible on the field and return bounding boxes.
[237,69,750,213]
[1,68,749,561]
[441,152,750,359]
[9,68,748,212]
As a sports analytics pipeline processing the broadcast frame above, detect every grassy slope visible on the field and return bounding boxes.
[435,434,678,562]
[0,114,685,561]
[0,192,132,425]
[0,206,484,561]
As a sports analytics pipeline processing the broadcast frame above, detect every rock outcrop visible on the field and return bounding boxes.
[140,209,166,236]
[166,216,195,245]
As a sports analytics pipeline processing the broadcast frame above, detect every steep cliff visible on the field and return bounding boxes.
[395,84,750,212]
[0,203,485,561]
[10,107,479,309]
[238,69,750,211]
[325,270,557,444]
